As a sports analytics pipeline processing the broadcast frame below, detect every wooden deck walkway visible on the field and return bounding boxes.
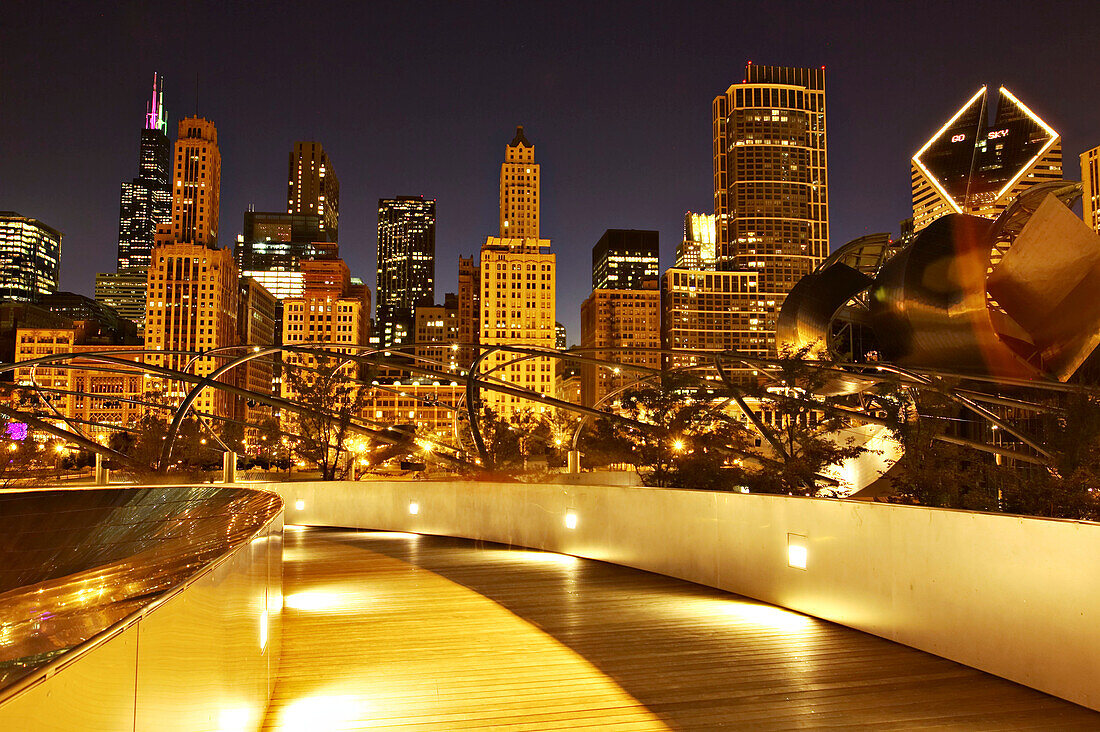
[262,527,1099,730]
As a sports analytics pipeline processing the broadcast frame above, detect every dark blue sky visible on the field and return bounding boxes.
[2,0,1098,343]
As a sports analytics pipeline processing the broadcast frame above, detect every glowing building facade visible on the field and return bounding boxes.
[661,268,761,373]
[234,211,335,302]
[14,329,145,435]
[170,117,221,246]
[591,229,659,290]
[580,283,661,407]
[288,142,339,239]
[280,258,370,400]
[0,213,61,302]
[1083,144,1100,235]
[675,212,717,270]
[911,86,1062,231]
[499,126,539,239]
[117,74,172,272]
[376,196,436,347]
[144,243,239,418]
[95,271,149,332]
[477,128,556,416]
[413,295,461,374]
[711,64,829,357]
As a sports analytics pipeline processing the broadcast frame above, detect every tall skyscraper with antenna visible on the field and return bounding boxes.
[116,73,171,270]
[99,74,172,331]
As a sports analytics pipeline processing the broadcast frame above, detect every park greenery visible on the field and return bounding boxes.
[3,348,1100,522]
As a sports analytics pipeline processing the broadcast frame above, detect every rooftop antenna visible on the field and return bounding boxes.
[145,72,167,132]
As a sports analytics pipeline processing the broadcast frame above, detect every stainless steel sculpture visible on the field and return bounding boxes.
[778,184,1100,383]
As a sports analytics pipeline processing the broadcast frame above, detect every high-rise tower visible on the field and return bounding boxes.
[1080,144,1099,235]
[911,86,1062,231]
[0,212,62,302]
[711,64,829,356]
[117,73,171,271]
[170,117,221,246]
[591,229,659,290]
[675,213,717,269]
[376,196,436,346]
[499,126,540,239]
[478,127,556,417]
[288,142,339,239]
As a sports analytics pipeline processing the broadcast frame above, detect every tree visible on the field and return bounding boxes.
[109,413,222,482]
[877,387,1000,510]
[0,425,39,488]
[740,350,866,496]
[582,378,755,489]
[999,392,1100,520]
[283,356,368,480]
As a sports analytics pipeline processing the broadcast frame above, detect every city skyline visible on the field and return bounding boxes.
[3,1,1099,343]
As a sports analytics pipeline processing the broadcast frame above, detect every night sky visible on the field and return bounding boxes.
[3,1,1098,343]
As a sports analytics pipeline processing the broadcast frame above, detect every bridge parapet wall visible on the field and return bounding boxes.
[275,479,1100,711]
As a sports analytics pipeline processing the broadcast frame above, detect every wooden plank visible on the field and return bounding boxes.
[262,528,1100,730]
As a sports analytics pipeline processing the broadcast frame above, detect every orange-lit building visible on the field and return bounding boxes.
[361,380,462,445]
[237,276,278,422]
[280,258,370,400]
[288,142,339,239]
[414,295,460,374]
[1083,144,1100,235]
[457,255,480,367]
[13,328,146,436]
[712,65,829,357]
[144,242,239,418]
[580,282,661,407]
[475,128,556,417]
[170,117,221,246]
[499,126,539,239]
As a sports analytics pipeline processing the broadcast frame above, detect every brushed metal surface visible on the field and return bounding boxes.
[0,486,283,731]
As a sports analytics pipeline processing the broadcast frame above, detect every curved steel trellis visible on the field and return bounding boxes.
[1,342,1092,481]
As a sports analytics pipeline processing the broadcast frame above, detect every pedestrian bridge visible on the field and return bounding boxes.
[2,481,1098,730]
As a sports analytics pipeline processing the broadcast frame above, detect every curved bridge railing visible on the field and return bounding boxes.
[0,486,283,731]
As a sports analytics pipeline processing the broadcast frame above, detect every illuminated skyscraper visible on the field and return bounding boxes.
[592,229,659,290]
[477,128,556,416]
[911,86,1062,231]
[457,255,480,366]
[288,142,339,239]
[144,243,238,417]
[117,73,171,271]
[95,270,149,332]
[712,64,829,357]
[281,258,370,401]
[675,212,717,269]
[170,117,221,246]
[1082,144,1100,235]
[0,212,61,302]
[580,283,660,408]
[376,196,436,346]
[234,210,335,302]
[499,126,539,239]
[97,75,172,333]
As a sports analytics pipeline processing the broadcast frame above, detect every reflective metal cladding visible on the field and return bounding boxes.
[778,184,1100,382]
[0,486,281,692]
